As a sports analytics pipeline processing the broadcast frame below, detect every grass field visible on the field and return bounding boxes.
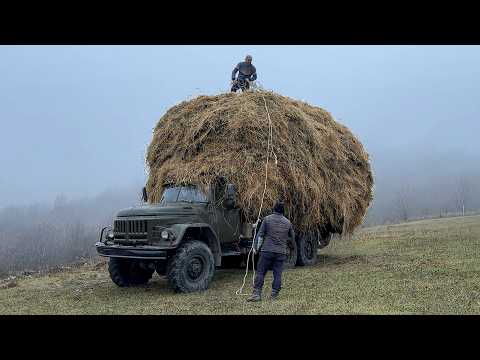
[1,215,479,314]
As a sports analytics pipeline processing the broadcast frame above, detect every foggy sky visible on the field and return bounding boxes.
[1,45,479,208]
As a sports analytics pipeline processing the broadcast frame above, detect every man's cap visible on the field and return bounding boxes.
[273,201,285,214]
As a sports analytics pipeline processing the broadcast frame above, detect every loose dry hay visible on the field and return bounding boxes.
[146,90,373,235]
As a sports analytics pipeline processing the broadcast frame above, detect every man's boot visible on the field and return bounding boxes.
[247,288,262,302]
[270,289,280,300]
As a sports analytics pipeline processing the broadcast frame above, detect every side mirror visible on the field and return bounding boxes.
[225,184,236,209]
[142,187,148,203]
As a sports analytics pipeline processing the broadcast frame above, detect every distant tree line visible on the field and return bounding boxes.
[0,187,141,276]
[364,174,480,226]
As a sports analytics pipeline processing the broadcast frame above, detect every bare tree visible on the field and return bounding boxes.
[394,184,414,222]
[453,176,473,216]
[53,193,68,210]
[0,186,140,275]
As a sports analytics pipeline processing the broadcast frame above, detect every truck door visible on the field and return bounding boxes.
[210,181,240,245]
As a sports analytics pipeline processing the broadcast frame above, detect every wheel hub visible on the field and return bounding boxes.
[187,257,204,281]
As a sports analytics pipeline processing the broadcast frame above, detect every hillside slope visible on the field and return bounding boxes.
[1,215,479,314]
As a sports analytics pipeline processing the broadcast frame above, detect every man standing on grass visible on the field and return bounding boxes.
[247,200,295,302]
[231,54,257,92]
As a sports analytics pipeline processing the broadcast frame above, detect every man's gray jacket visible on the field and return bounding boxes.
[253,212,295,255]
[232,62,257,81]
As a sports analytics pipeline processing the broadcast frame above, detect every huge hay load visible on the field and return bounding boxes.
[146,91,373,236]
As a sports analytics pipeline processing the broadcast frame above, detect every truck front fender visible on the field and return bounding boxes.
[169,223,222,266]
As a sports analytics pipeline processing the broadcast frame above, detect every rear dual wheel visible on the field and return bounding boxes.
[296,232,319,266]
[296,230,333,266]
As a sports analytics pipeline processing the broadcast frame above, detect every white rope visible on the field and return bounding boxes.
[236,93,273,295]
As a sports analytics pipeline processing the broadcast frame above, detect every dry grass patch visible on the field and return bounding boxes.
[1,215,479,314]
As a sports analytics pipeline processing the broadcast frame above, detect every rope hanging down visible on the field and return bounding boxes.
[236,93,274,295]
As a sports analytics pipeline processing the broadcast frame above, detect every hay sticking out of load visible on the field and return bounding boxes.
[146,91,373,235]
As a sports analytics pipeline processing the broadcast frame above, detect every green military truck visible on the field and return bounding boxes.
[96,181,332,293]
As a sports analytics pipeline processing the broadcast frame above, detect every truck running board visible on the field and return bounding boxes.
[222,250,241,257]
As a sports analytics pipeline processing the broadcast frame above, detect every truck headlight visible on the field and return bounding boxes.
[161,230,169,240]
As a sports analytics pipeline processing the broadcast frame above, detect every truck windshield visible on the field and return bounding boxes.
[160,186,208,204]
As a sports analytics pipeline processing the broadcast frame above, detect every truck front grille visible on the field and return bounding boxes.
[114,220,148,238]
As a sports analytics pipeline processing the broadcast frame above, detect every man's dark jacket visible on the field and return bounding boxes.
[232,62,257,81]
[254,212,295,255]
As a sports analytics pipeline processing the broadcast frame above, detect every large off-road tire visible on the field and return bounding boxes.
[297,232,320,266]
[284,238,298,269]
[108,258,154,287]
[166,240,215,293]
[296,231,319,266]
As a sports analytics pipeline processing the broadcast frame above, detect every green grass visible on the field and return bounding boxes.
[1,215,480,314]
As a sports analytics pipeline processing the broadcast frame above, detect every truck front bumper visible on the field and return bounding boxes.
[95,242,168,260]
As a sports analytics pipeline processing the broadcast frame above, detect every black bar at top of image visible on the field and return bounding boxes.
[1,5,480,45]
[2,27,480,45]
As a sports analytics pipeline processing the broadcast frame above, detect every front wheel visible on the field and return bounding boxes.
[166,240,215,293]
